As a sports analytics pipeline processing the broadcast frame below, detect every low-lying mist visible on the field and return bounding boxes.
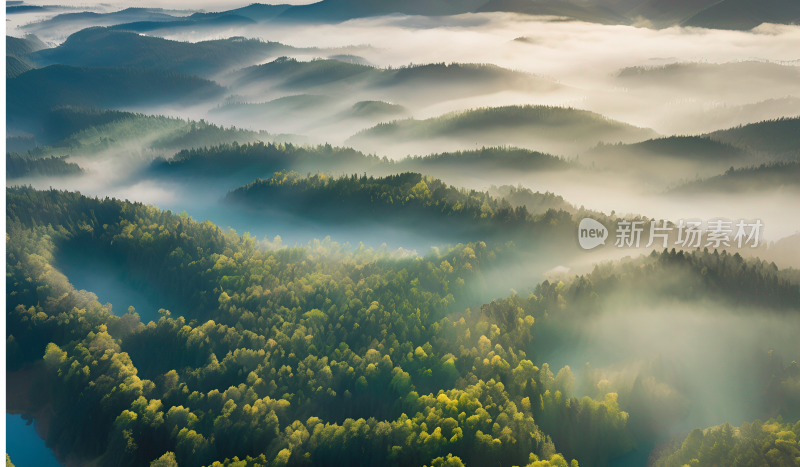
[537,300,800,437]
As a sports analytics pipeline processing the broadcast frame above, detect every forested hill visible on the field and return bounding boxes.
[149,142,381,178]
[25,109,292,157]
[6,56,32,79]
[232,58,561,98]
[475,0,630,25]
[107,14,257,34]
[681,0,800,30]
[8,187,800,467]
[669,161,800,194]
[38,106,146,145]
[272,0,488,23]
[30,28,316,78]
[706,117,800,159]
[346,105,657,148]
[649,418,800,467]
[6,154,84,179]
[7,34,47,58]
[488,185,577,215]
[7,65,223,137]
[225,171,579,246]
[390,146,580,173]
[7,34,47,78]
[4,186,581,467]
[583,135,755,170]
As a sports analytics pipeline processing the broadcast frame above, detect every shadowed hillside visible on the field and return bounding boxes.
[706,117,800,159]
[476,0,630,25]
[390,146,579,172]
[682,0,800,30]
[347,105,657,154]
[232,58,562,101]
[31,28,316,77]
[108,14,257,33]
[148,141,381,179]
[8,68,222,139]
[272,0,487,23]
[669,161,800,194]
[6,154,84,179]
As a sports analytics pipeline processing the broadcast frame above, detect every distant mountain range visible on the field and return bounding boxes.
[29,28,324,78]
[348,104,657,147]
[707,117,800,158]
[230,57,562,104]
[8,65,223,137]
[6,35,46,78]
[682,0,800,30]
[669,161,800,194]
[18,0,798,31]
[583,118,800,174]
[615,61,800,105]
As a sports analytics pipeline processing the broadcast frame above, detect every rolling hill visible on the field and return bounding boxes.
[623,0,720,28]
[30,28,317,78]
[20,7,182,33]
[476,0,630,25]
[148,141,380,179]
[232,57,562,103]
[7,56,32,78]
[615,61,800,103]
[7,65,223,137]
[224,170,578,248]
[345,101,408,119]
[390,146,579,172]
[211,94,338,120]
[38,107,148,145]
[232,56,375,90]
[682,0,800,30]
[668,161,800,194]
[272,0,487,23]
[108,14,257,33]
[488,184,578,214]
[7,34,47,78]
[585,136,753,164]
[6,154,84,179]
[347,105,657,152]
[7,34,47,58]
[706,117,800,158]
[191,4,294,22]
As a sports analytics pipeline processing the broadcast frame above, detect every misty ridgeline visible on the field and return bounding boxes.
[6,2,800,467]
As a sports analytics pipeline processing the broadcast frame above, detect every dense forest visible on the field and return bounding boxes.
[225,171,578,246]
[148,143,581,185]
[30,28,319,78]
[615,61,800,96]
[346,105,657,148]
[487,185,577,215]
[669,161,800,194]
[39,106,149,145]
[586,136,752,165]
[23,110,302,159]
[6,4,800,467]
[149,142,381,179]
[389,146,580,173]
[707,117,800,159]
[6,153,84,179]
[232,57,557,98]
[27,111,187,157]
[7,187,800,467]
[649,417,800,466]
[8,65,223,136]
